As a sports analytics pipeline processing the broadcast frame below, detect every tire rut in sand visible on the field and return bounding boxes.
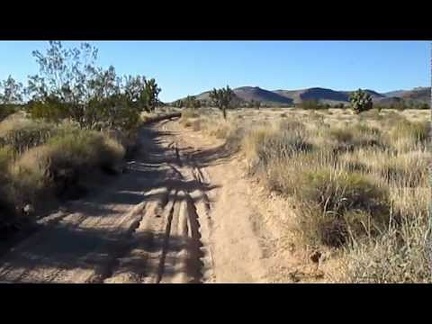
[102,188,172,283]
[166,143,215,283]
[86,202,147,283]
[141,140,214,283]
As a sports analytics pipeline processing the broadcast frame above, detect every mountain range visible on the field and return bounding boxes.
[174,86,430,107]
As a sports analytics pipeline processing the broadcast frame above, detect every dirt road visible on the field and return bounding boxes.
[0,119,309,283]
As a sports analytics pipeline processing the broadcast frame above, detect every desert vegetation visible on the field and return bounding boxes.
[180,107,431,283]
[0,41,163,236]
[1,39,430,284]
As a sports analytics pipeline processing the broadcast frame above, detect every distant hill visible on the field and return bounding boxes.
[173,86,430,108]
[384,90,407,97]
[400,87,430,103]
[275,87,349,104]
[191,86,293,106]
[233,86,293,105]
[342,89,386,101]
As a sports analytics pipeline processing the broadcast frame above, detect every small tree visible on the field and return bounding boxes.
[248,99,261,109]
[142,78,161,112]
[255,100,261,109]
[209,85,234,119]
[184,95,201,109]
[349,89,373,114]
[302,99,322,110]
[0,75,23,120]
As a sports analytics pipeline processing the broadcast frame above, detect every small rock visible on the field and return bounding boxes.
[23,204,34,216]
[310,251,322,264]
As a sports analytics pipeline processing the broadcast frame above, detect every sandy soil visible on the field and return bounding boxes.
[0,118,319,283]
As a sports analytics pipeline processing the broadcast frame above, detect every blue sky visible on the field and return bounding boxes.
[0,41,429,102]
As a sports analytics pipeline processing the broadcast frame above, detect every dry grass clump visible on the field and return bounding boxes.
[0,119,126,232]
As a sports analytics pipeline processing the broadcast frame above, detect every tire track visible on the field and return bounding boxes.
[162,142,215,283]
[0,211,89,282]
[156,189,179,283]
[102,188,171,283]
[87,202,147,283]
[142,189,177,283]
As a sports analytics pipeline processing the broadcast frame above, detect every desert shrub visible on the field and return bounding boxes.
[0,105,18,121]
[392,120,429,142]
[181,109,199,119]
[301,100,325,110]
[0,118,58,154]
[346,214,431,283]
[298,169,389,216]
[379,156,427,188]
[5,129,125,206]
[386,119,429,152]
[326,123,385,155]
[8,146,52,207]
[47,130,125,173]
[243,125,312,175]
[294,169,390,247]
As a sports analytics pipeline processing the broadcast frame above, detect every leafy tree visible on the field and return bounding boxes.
[349,89,373,114]
[26,41,97,125]
[0,75,23,120]
[24,41,161,131]
[209,86,234,119]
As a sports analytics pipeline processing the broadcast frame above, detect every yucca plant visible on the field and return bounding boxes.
[350,89,373,114]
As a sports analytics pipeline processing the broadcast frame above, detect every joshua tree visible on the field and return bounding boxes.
[350,89,373,114]
[209,85,234,119]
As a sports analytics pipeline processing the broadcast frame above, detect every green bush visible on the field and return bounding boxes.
[47,130,125,172]
[301,99,325,110]
[295,169,390,247]
[0,105,17,121]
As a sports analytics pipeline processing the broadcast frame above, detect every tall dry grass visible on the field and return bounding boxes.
[0,117,126,231]
[183,108,431,282]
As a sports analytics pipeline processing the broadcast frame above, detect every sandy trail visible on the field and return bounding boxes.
[0,119,302,283]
